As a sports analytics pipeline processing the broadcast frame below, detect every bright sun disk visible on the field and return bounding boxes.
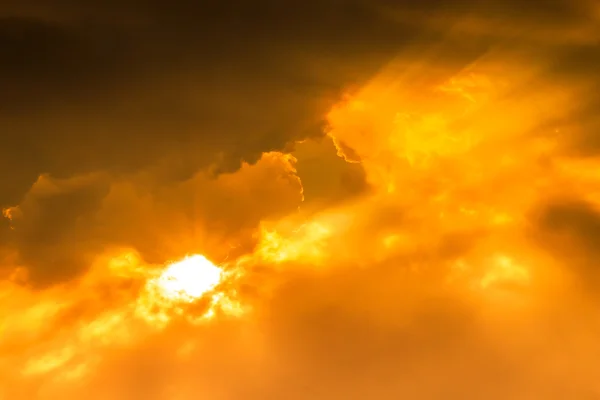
[156,254,223,302]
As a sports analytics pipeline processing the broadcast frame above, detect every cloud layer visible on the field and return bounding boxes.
[2,0,600,398]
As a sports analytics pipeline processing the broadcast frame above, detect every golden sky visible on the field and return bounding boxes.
[1,0,600,398]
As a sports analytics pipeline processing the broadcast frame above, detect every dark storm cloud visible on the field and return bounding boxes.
[0,0,421,207]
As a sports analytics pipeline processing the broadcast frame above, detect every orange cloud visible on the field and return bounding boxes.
[2,1,600,398]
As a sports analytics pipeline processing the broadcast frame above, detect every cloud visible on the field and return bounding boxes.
[293,137,370,208]
[0,0,420,207]
[531,198,600,294]
[2,0,600,398]
[2,153,303,287]
[4,253,599,399]
[3,174,111,285]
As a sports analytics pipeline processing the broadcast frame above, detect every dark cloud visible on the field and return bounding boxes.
[5,174,111,284]
[294,137,370,207]
[3,0,593,207]
[538,200,600,252]
[380,0,586,20]
[532,42,600,156]
[531,198,600,293]
[0,0,420,207]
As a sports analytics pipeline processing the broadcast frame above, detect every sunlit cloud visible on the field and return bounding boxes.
[2,0,600,398]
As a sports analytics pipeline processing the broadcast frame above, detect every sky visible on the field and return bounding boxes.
[1,0,600,398]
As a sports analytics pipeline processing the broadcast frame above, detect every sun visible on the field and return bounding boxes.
[156,255,223,302]
[135,254,244,327]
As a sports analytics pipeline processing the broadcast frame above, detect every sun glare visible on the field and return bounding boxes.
[134,254,244,327]
[156,255,223,302]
